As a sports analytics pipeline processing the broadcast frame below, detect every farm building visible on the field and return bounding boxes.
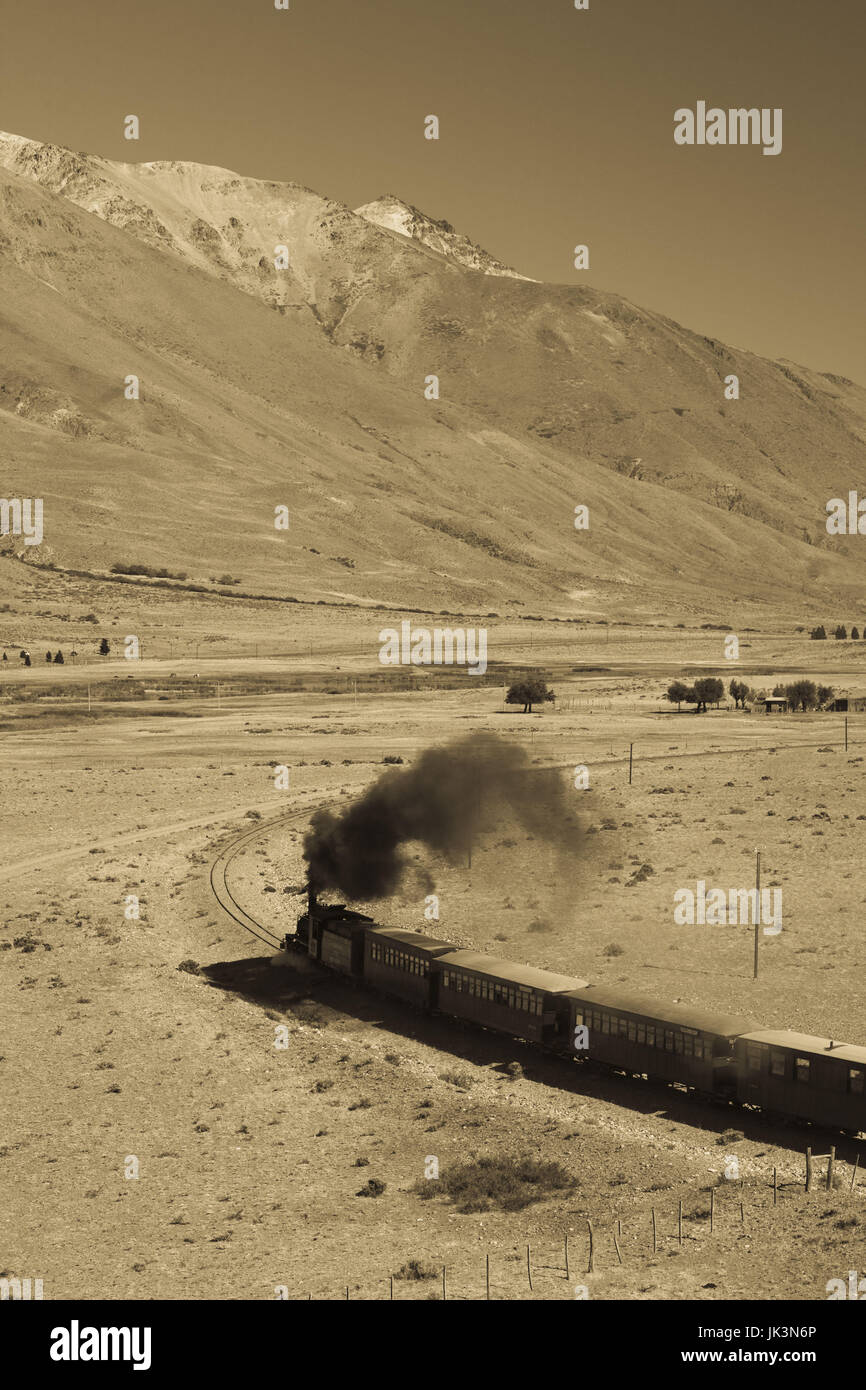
[831,692,866,712]
[758,696,789,714]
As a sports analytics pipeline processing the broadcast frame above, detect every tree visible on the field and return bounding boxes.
[505,677,555,713]
[810,625,827,640]
[53,650,64,665]
[23,654,31,667]
[785,679,817,712]
[852,627,860,641]
[1,652,6,662]
[729,678,750,709]
[99,637,110,656]
[835,625,848,640]
[45,651,52,663]
[691,676,724,713]
[817,685,835,709]
[667,680,690,710]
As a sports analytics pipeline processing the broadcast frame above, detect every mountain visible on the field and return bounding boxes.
[0,130,863,620]
[354,195,532,280]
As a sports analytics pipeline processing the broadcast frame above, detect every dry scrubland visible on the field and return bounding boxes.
[1,593,866,1300]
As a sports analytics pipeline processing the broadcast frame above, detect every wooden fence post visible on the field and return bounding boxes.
[486,1253,490,1300]
[851,1155,860,1193]
[827,1147,835,1191]
[564,1234,570,1281]
[587,1220,594,1273]
[773,1168,777,1205]
[527,1245,533,1291]
[678,1200,683,1244]
[805,1147,812,1192]
[651,1208,657,1253]
[710,1187,715,1233]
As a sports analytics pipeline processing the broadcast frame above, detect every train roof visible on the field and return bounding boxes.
[740,1030,866,1065]
[365,926,454,954]
[564,984,755,1039]
[437,950,589,994]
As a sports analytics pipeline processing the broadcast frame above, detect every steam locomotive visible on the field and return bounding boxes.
[283,890,866,1136]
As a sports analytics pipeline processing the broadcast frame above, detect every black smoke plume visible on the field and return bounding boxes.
[303,733,584,902]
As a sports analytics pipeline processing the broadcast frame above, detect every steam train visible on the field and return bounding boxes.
[283,891,866,1137]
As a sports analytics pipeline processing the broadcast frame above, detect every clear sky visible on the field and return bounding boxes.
[4,0,864,381]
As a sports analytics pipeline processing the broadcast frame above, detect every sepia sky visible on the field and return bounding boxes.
[4,0,865,381]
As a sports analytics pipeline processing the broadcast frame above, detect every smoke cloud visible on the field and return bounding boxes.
[303,732,585,901]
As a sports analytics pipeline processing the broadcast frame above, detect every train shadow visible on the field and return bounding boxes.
[202,955,866,1163]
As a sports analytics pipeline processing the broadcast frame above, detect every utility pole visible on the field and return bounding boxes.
[753,848,761,980]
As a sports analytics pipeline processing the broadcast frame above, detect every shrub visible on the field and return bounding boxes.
[394,1259,438,1281]
[356,1178,386,1198]
[413,1155,577,1213]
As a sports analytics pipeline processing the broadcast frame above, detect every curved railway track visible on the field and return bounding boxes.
[209,807,315,951]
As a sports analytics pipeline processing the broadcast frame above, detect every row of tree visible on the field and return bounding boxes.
[666,677,725,712]
[2,638,111,668]
[810,625,864,640]
[666,676,837,713]
[771,680,835,711]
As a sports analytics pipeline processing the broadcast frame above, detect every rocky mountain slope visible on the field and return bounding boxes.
[0,131,863,618]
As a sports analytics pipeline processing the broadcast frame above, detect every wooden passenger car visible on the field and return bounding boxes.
[433,950,588,1044]
[364,927,454,1007]
[564,985,754,1094]
[734,1031,866,1133]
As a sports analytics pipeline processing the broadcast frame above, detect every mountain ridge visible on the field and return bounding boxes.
[0,131,864,619]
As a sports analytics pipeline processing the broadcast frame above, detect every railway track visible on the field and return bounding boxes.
[208,807,315,951]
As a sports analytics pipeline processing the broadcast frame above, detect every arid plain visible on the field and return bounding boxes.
[2,572,865,1300]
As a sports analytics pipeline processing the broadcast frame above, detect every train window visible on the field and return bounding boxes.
[746,1044,764,1072]
[627,1022,637,1042]
[664,1031,674,1052]
[795,1057,811,1084]
[848,1068,865,1095]
[617,1018,628,1038]
[574,1009,584,1026]
[443,971,450,987]
[683,1035,693,1056]
[601,1014,610,1035]
[673,1033,684,1054]
[693,1038,703,1060]
[646,1025,656,1047]
[636,1023,645,1045]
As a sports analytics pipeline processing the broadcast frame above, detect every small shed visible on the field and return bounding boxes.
[759,696,788,714]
